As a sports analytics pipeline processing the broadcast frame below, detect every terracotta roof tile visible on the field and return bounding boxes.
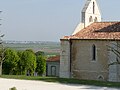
[62,22,120,40]
[47,56,60,62]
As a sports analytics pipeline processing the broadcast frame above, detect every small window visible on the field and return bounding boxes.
[89,16,93,22]
[92,44,96,60]
[94,17,98,22]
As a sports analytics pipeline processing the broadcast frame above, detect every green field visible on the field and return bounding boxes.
[3,41,60,56]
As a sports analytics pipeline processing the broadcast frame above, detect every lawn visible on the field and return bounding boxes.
[0,75,120,88]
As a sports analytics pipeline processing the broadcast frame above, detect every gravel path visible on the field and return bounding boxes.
[0,78,119,90]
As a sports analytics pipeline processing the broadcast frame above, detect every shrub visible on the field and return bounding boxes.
[9,87,17,90]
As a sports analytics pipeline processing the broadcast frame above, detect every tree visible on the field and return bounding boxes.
[0,34,5,75]
[0,48,5,75]
[2,48,20,74]
[35,51,46,76]
[108,43,120,66]
[16,50,23,75]
[35,51,44,56]
[21,49,36,75]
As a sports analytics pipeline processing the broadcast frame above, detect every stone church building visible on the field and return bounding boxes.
[60,0,120,82]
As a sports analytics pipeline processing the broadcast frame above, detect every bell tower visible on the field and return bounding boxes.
[72,0,101,35]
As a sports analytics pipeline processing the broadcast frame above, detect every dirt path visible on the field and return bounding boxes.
[0,78,119,90]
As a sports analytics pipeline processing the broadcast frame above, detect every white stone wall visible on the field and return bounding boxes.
[59,40,71,78]
[83,0,101,27]
[72,23,84,35]
[72,0,101,35]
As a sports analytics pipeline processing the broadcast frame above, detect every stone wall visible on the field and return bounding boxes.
[71,40,109,81]
[60,39,120,82]
[46,61,59,77]
[59,40,71,78]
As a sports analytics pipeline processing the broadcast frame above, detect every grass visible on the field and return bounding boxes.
[0,75,120,88]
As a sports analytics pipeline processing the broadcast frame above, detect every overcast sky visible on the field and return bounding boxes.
[0,0,120,42]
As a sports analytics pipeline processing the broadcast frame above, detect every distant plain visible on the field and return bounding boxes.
[4,41,60,56]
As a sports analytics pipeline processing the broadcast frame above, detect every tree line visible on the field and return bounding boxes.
[1,48,46,76]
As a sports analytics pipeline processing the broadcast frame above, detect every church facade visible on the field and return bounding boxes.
[60,0,120,82]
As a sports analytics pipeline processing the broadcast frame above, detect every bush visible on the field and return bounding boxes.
[9,87,17,90]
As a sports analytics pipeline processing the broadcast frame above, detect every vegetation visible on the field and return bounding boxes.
[9,87,17,90]
[0,48,5,75]
[3,49,19,75]
[1,41,59,76]
[4,42,60,56]
[2,48,46,76]
[1,75,120,88]
[21,49,36,76]
[35,51,46,75]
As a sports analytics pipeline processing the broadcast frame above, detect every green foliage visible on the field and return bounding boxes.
[36,55,46,75]
[0,48,3,62]
[9,87,17,90]
[16,51,23,75]
[35,51,44,56]
[21,49,36,76]
[3,48,20,74]
[35,51,46,75]
[0,48,5,75]
[0,48,5,63]
[2,48,46,76]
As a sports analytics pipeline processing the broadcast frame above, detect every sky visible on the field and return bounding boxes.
[0,0,120,42]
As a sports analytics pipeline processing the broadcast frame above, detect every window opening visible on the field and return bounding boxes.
[92,44,96,60]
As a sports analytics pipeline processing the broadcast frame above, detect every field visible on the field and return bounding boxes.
[3,41,60,56]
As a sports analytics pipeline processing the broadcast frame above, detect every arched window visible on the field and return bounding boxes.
[92,44,96,60]
[89,16,93,22]
[93,2,95,14]
[94,17,98,22]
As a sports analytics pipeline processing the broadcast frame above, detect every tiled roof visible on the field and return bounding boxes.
[47,56,60,62]
[62,22,120,40]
